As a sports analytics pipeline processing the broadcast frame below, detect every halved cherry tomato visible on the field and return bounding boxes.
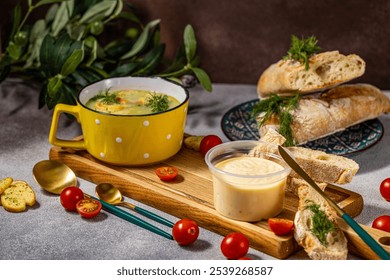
[200,135,223,156]
[380,178,390,202]
[172,219,199,246]
[60,186,84,211]
[372,215,390,233]
[155,166,178,181]
[220,232,249,259]
[76,198,102,219]
[268,218,294,236]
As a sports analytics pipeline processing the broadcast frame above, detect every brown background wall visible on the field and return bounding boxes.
[2,0,390,88]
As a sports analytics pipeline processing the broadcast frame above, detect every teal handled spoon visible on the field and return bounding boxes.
[32,160,173,240]
[95,183,175,228]
[278,145,390,260]
[84,193,173,240]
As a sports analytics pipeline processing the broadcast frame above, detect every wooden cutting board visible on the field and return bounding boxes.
[49,145,388,259]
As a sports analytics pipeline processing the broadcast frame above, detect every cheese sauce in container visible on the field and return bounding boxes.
[205,141,291,222]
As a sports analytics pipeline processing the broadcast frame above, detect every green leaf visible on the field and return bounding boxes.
[47,74,63,97]
[61,47,85,76]
[120,19,160,59]
[45,3,59,23]
[83,36,97,66]
[73,68,103,84]
[184,25,196,62]
[40,33,83,76]
[110,62,138,76]
[104,0,123,23]
[29,19,46,42]
[166,77,182,84]
[117,11,142,25]
[25,20,48,68]
[10,4,22,40]
[191,67,212,92]
[44,80,77,110]
[51,1,71,36]
[6,42,22,60]
[34,0,70,8]
[86,65,109,79]
[79,0,117,24]
[104,38,132,59]
[132,44,165,75]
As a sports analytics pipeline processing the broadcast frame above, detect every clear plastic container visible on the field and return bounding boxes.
[205,140,291,222]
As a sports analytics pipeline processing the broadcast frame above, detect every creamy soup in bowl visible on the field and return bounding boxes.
[85,89,181,115]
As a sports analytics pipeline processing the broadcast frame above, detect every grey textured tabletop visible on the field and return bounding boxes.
[1,78,389,260]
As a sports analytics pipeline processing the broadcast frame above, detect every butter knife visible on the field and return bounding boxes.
[278,145,390,260]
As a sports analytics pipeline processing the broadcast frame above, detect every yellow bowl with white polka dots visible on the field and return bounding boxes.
[49,77,189,166]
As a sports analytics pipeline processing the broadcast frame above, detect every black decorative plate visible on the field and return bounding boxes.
[221,99,384,155]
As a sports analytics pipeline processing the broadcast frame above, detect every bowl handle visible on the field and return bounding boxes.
[48,103,86,149]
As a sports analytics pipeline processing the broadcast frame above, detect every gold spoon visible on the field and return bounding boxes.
[95,183,174,227]
[32,160,173,239]
[32,160,77,194]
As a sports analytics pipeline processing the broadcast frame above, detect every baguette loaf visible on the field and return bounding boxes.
[294,185,348,260]
[257,51,365,97]
[258,83,390,145]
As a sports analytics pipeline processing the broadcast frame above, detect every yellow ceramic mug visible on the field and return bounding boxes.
[49,77,189,166]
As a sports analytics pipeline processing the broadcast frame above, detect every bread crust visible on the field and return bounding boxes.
[259,83,390,145]
[257,51,365,97]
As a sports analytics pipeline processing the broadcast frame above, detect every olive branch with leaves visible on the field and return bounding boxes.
[0,0,212,110]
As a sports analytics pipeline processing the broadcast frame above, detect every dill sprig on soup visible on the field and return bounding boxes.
[85,89,180,115]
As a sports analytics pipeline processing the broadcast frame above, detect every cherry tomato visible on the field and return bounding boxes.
[60,186,84,211]
[172,219,199,246]
[155,166,178,181]
[268,218,294,236]
[372,215,390,233]
[220,232,249,259]
[380,178,390,202]
[76,198,102,219]
[200,135,223,156]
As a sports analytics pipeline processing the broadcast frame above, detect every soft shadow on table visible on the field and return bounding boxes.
[348,138,390,174]
[357,204,389,225]
[177,239,212,253]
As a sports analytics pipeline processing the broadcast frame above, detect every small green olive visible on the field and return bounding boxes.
[125,27,139,39]
[90,21,104,35]
[14,31,28,46]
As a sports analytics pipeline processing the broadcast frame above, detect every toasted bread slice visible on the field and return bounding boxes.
[1,180,36,212]
[0,177,13,195]
[294,185,348,259]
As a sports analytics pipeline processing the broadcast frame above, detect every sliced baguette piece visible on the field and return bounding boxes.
[287,146,359,184]
[294,185,348,260]
[250,129,359,184]
[258,83,390,145]
[1,180,36,212]
[257,51,365,97]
